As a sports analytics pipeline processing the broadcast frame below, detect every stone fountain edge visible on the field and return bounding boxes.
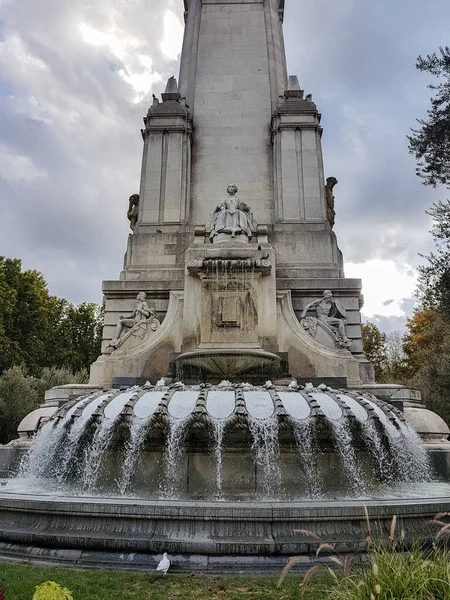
[0,493,448,572]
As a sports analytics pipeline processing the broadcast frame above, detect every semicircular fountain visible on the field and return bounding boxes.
[15,382,433,502]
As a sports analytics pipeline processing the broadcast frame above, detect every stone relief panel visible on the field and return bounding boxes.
[300,290,352,350]
[201,279,259,346]
[105,292,160,354]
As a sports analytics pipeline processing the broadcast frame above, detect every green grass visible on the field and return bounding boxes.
[1,544,450,599]
[0,563,329,600]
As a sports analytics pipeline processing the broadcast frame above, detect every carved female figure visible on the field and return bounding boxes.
[210,184,254,243]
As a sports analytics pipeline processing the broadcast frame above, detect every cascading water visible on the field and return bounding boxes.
[18,392,106,482]
[291,419,321,498]
[213,420,225,498]
[7,384,444,502]
[163,416,190,498]
[245,390,280,498]
[249,414,280,498]
[330,419,366,496]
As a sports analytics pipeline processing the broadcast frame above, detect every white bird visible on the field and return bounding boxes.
[156,552,170,575]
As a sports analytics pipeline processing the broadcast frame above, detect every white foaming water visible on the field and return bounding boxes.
[213,420,226,499]
[18,393,100,479]
[54,393,112,483]
[80,418,117,491]
[249,414,280,499]
[80,393,133,490]
[163,415,190,498]
[207,391,235,419]
[330,419,366,496]
[364,399,431,482]
[244,391,274,419]
[133,392,164,419]
[291,419,321,498]
[312,393,342,420]
[278,392,310,420]
[168,391,198,419]
[118,416,149,495]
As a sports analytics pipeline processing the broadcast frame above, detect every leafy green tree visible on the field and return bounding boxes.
[0,257,103,376]
[361,322,388,381]
[408,46,450,188]
[54,303,103,373]
[0,366,88,444]
[0,366,39,444]
[416,200,450,311]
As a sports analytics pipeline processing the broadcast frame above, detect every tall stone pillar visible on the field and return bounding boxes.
[138,78,192,225]
[90,0,373,388]
[180,0,288,225]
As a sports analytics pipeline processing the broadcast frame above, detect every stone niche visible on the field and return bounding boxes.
[179,239,281,382]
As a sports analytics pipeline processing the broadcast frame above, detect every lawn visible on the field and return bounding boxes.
[0,563,329,600]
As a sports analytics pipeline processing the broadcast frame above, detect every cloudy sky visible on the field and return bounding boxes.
[0,0,448,333]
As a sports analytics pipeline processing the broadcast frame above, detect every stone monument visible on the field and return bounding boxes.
[89,0,373,389]
[1,0,449,575]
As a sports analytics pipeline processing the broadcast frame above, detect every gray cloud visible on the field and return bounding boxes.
[363,314,409,335]
[1,0,449,311]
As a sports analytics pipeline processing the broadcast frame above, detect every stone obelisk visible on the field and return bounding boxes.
[90,0,373,387]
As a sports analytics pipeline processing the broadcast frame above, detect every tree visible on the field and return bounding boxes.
[403,308,450,425]
[0,367,39,444]
[416,200,450,311]
[54,303,103,373]
[0,257,103,376]
[408,46,450,188]
[0,366,88,444]
[361,322,388,381]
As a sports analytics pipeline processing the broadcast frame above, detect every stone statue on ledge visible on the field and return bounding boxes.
[127,194,140,231]
[301,290,351,349]
[325,177,338,228]
[210,184,254,243]
[107,292,160,352]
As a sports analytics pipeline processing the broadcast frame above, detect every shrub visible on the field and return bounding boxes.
[32,581,73,600]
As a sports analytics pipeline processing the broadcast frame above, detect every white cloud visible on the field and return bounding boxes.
[161,10,184,60]
[345,260,417,318]
[0,145,48,183]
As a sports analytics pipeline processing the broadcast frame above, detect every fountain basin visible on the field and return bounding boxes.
[176,349,281,382]
[0,493,448,572]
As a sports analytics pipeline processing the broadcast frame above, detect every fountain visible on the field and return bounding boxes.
[1,0,450,573]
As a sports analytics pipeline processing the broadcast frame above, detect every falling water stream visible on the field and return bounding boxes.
[213,420,225,498]
[163,416,190,498]
[7,385,443,501]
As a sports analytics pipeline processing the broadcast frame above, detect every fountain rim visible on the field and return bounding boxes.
[176,348,282,361]
[1,491,450,510]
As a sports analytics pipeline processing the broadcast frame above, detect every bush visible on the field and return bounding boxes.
[33,581,73,600]
[0,366,88,444]
[329,544,450,600]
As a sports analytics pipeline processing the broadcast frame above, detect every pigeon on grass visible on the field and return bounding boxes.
[156,552,171,575]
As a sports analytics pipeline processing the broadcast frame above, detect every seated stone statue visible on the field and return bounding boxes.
[301,290,351,347]
[108,292,159,351]
[127,194,139,231]
[210,184,254,243]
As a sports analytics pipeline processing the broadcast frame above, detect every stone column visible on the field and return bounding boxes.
[272,76,326,223]
[138,77,192,225]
